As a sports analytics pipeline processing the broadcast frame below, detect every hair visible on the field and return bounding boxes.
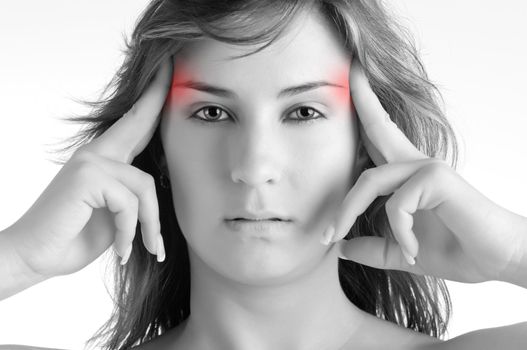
[51,0,459,348]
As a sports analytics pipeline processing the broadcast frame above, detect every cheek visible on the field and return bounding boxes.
[300,138,354,194]
[289,129,355,209]
[163,134,223,227]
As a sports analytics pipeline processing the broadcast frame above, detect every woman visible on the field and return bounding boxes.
[0,0,526,349]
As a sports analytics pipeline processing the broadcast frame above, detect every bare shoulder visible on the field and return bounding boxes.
[0,346,68,350]
[132,322,187,350]
[439,322,527,350]
[341,312,445,350]
[135,314,443,350]
[363,319,527,350]
[126,317,527,350]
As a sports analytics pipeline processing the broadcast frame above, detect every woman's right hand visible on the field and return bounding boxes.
[5,57,173,280]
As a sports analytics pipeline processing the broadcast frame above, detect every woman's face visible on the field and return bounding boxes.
[160,10,360,284]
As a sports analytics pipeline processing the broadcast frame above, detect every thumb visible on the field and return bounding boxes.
[337,236,419,272]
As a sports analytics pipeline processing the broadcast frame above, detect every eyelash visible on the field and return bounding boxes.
[189,105,326,125]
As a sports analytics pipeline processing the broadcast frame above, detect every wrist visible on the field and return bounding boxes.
[0,225,48,300]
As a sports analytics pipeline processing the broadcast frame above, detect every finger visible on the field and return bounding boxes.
[385,161,459,259]
[87,57,173,164]
[107,182,138,266]
[330,158,438,243]
[84,152,161,256]
[337,236,425,273]
[384,173,424,260]
[84,168,139,263]
[349,61,428,164]
[358,117,385,165]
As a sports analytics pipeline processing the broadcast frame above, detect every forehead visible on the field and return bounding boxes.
[175,9,351,86]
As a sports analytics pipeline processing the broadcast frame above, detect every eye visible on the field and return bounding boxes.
[190,106,229,123]
[190,105,326,125]
[287,106,325,124]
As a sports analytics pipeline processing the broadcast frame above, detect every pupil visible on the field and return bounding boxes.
[299,107,311,118]
[207,107,220,118]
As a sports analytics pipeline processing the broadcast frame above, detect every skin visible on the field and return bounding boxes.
[1,3,525,350]
[157,6,527,347]
[158,9,371,350]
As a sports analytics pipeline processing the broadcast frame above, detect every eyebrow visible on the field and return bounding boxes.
[171,80,346,99]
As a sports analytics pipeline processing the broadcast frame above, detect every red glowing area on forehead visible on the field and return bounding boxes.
[329,66,353,116]
[167,58,353,119]
[168,59,196,106]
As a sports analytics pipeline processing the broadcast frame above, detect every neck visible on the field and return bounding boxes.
[177,244,365,350]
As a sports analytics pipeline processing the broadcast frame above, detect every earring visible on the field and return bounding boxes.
[159,173,171,189]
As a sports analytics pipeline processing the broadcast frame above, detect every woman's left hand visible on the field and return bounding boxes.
[324,61,527,286]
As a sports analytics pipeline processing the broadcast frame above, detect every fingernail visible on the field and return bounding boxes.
[120,244,132,265]
[157,235,165,262]
[401,247,415,265]
[320,225,335,245]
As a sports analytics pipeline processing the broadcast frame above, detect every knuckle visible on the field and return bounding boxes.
[358,168,377,185]
[72,145,95,162]
[131,195,140,211]
[428,157,449,167]
[137,172,156,195]
[384,197,399,214]
[72,145,107,167]
[124,191,139,211]
[421,159,451,180]
[75,161,101,182]
[70,151,106,179]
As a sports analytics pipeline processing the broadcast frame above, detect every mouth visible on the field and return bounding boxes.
[224,217,292,235]
[231,218,282,221]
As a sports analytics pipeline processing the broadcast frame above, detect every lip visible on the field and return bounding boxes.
[224,218,292,233]
[226,209,293,222]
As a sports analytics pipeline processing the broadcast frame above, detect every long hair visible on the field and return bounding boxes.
[50,0,458,348]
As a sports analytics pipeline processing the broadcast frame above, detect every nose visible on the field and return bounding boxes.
[230,122,282,187]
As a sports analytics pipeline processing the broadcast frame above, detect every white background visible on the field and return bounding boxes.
[0,1,526,348]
